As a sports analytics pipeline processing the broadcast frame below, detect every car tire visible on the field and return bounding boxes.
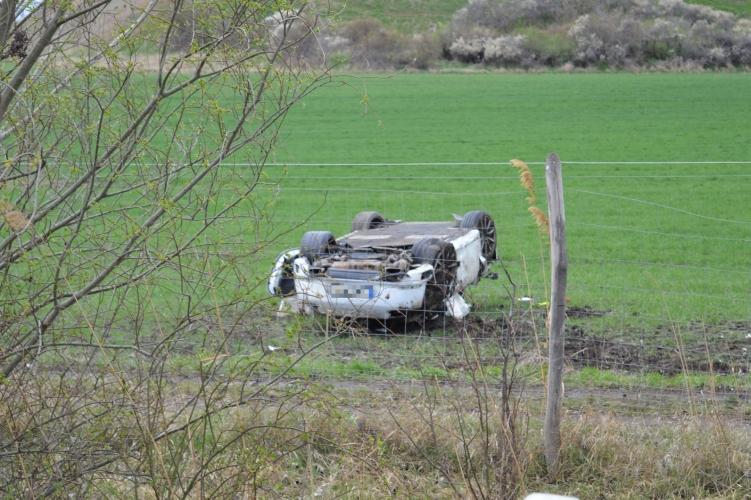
[300,231,336,262]
[351,211,385,231]
[411,238,458,313]
[460,210,497,260]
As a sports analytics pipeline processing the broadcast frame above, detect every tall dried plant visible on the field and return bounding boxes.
[511,159,549,236]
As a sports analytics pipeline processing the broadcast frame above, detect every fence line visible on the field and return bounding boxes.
[279,174,751,180]
[572,222,751,242]
[261,161,751,166]
[571,188,751,225]
[241,157,750,412]
[8,160,751,168]
[18,157,742,413]
[267,186,521,196]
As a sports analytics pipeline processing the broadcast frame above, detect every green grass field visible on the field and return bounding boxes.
[327,0,467,31]
[251,73,751,327]
[13,73,751,376]
[328,0,751,32]
[14,71,751,391]
[15,71,748,332]
[687,0,751,16]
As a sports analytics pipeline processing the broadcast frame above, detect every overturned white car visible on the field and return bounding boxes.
[268,211,497,322]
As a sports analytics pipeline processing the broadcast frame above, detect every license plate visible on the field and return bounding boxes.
[329,283,374,299]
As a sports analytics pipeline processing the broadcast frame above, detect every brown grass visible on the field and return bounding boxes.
[527,411,751,498]
[511,159,549,236]
[253,397,751,498]
[25,372,750,498]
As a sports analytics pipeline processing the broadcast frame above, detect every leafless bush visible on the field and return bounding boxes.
[569,13,647,66]
[383,275,530,499]
[449,36,486,63]
[240,0,751,70]
[334,18,413,69]
[730,20,751,65]
[301,18,442,70]
[0,0,332,495]
[409,33,444,70]
[445,0,751,68]
[485,35,527,65]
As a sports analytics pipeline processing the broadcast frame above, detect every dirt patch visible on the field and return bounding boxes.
[567,305,610,318]
[259,303,750,377]
[566,322,751,375]
[456,310,750,376]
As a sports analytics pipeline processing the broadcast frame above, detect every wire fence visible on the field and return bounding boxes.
[28,159,747,415]
[224,159,750,415]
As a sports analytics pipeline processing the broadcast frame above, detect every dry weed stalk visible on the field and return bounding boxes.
[510,159,549,236]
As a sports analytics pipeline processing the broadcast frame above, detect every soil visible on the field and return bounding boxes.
[450,308,750,376]
[261,303,751,377]
[565,321,751,376]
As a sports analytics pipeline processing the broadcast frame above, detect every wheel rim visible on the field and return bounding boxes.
[480,216,496,258]
[433,245,457,292]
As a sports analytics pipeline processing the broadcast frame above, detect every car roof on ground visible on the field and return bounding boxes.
[339,221,472,249]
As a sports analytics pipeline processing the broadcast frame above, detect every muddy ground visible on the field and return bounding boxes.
[193,303,751,378]
[459,307,751,376]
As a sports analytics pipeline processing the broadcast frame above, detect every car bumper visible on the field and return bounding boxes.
[289,264,432,320]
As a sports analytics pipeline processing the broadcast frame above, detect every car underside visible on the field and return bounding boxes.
[268,210,497,323]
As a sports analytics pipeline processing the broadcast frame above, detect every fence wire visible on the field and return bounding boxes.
[230,159,751,415]
[29,160,747,415]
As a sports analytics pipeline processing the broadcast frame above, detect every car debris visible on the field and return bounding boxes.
[268,210,497,324]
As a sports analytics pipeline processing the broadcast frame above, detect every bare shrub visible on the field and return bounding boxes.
[568,14,606,65]
[569,13,646,66]
[448,34,531,66]
[521,26,577,66]
[0,0,333,495]
[409,33,443,70]
[338,18,411,69]
[445,0,751,68]
[267,10,332,67]
[276,17,443,70]
[730,20,751,65]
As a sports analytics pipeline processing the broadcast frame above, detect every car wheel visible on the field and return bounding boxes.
[300,231,336,262]
[411,238,458,313]
[351,211,385,231]
[460,210,497,260]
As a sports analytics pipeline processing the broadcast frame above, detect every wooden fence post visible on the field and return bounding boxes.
[544,153,568,478]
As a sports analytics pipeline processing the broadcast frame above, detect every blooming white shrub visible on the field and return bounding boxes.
[446,0,751,68]
[449,36,486,62]
[484,35,527,64]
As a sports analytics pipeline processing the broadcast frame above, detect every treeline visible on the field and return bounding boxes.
[303,0,751,69]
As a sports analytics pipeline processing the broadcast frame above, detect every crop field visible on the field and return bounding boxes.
[262,72,751,318]
[180,71,751,396]
[23,72,751,400]
[686,0,751,16]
